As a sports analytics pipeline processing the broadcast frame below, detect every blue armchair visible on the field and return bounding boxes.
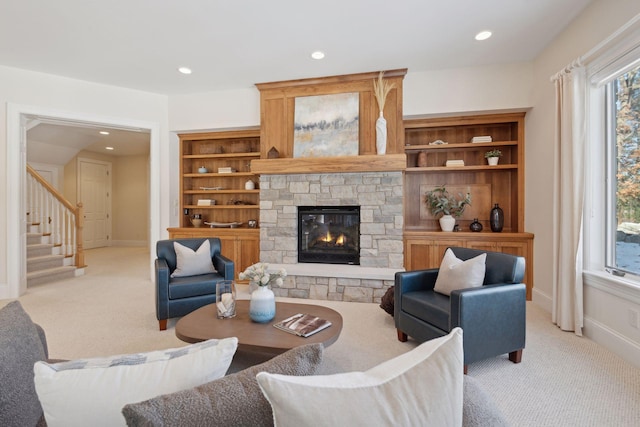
[395,247,526,372]
[155,238,234,330]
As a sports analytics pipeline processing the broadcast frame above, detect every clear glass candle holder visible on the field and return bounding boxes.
[215,280,236,319]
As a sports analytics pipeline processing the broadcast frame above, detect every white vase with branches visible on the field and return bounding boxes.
[373,71,395,155]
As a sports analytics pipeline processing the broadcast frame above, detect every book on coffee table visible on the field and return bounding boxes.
[273,313,332,338]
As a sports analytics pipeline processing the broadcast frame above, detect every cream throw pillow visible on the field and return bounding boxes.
[34,337,238,427]
[434,248,486,296]
[171,239,216,278]
[257,328,464,427]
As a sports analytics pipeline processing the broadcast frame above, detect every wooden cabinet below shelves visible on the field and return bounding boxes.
[167,228,260,282]
[404,231,534,300]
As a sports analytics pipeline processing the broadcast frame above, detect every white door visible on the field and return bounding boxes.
[79,158,111,249]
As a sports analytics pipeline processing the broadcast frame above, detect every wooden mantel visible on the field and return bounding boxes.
[251,154,406,175]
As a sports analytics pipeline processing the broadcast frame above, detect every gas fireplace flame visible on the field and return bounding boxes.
[320,231,346,246]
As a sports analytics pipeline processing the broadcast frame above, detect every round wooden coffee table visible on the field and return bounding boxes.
[175,300,343,353]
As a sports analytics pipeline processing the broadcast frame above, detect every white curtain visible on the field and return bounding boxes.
[551,62,586,336]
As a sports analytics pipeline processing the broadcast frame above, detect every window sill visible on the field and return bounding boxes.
[583,270,640,304]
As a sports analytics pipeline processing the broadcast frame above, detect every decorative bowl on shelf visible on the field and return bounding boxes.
[198,166,209,173]
[205,221,243,228]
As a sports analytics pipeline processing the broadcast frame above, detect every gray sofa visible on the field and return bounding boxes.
[1,301,509,427]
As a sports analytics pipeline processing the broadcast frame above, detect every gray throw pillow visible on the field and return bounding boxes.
[122,343,323,427]
[463,376,510,427]
[0,301,47,427]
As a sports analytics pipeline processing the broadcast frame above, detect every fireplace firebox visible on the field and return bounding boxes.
[298,206,360,265]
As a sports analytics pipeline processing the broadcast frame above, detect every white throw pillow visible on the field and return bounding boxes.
[257,328,464,427]
[434,248,486,296]
[34,337,238,427]
[171,239,216,278]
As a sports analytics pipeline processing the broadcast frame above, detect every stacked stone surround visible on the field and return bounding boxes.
[259,171,404,303]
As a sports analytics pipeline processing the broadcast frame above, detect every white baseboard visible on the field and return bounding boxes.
[532,288,552,313]
[583,316,640,369]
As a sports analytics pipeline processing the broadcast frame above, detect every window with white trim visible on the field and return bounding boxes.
[584,16,640,284]
[605,64,640,278]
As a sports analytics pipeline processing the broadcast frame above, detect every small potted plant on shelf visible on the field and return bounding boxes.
[485,149,502,166]
[425,185,472,232]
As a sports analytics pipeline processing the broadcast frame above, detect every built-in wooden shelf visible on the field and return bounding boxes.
[251,154,406,175]
[405,164,518,172]
[183,205,259,210]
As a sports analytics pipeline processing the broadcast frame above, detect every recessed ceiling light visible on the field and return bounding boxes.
[99,131,110,135]
[475,31,492,41]
[311,51,325,60]
[178,67,192,74]
[105,146,114,151]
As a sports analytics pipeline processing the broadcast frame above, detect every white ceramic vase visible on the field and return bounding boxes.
[376,112,387,155]
[249,286,276,323]
[439,214,456,232]
[487,157,499,166]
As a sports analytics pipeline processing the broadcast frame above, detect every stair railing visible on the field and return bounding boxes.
[26,165,86,268]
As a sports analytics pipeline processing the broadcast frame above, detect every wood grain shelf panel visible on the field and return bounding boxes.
[405,164,518,172]
[251,154,406,175]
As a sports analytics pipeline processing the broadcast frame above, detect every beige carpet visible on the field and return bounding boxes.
[3,246,640,426]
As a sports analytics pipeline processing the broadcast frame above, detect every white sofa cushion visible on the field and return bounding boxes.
[257,328,464,427]
[434,248,486,296]
[171,239,216,278]
[34,337,237,427]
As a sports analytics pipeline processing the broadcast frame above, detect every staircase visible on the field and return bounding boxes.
[26,165,86,287]
[27,225,78,286]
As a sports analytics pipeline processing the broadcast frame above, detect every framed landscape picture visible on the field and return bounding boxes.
[293,92,359,158]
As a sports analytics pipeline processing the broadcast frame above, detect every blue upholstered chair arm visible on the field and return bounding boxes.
[394,269,439,320]
[450,283,526,364]
[155,258,170,320]
[213,253,234,280]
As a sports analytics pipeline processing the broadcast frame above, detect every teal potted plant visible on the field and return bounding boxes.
[425,185,472,231]
[485,149,502,166]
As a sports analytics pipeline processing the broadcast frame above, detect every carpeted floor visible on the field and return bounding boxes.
[3,246,640,426]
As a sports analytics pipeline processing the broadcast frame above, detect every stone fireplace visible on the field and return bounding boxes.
[259,171,404,303]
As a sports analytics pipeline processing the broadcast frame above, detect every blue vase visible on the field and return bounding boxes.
[249,286,276,323]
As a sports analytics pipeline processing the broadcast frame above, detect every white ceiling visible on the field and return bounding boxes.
[26,120,150,165]
[4,0,594,164]
[1,0,593,95]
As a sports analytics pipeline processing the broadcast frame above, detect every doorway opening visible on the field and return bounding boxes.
[5,103,160,299]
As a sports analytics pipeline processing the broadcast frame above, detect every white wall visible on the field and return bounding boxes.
[403,62,533,117]
[528,0,640,367]
[527,0,640,306]
[169,88,260,132]
[0,65,169,298]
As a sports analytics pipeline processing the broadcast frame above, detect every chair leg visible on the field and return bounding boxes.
[508,349,523,364]
[159,319,167,331]
[464,365,468,375]
[397,329,408,342]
